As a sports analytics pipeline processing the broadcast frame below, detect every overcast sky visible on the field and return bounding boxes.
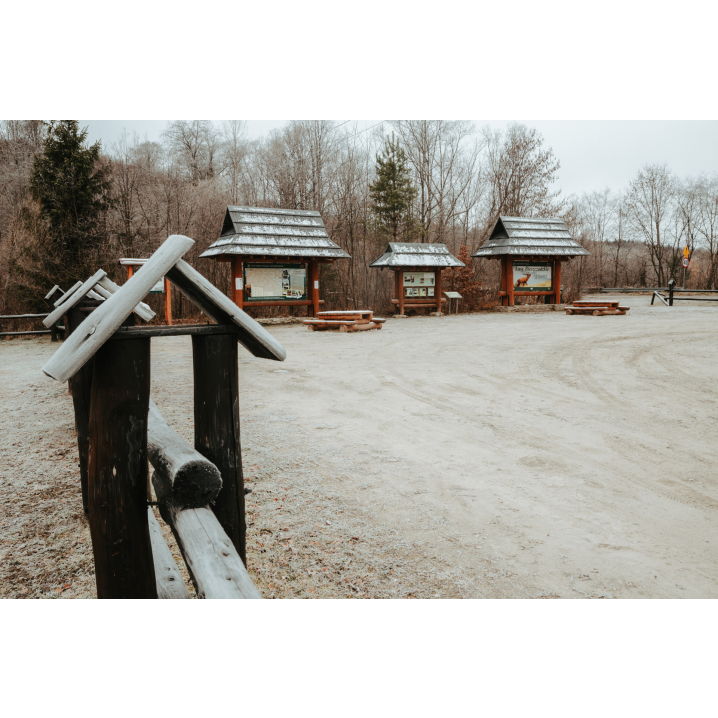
[79,120,718,199]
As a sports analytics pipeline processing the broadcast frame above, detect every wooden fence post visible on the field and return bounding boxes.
[88,336,157,599]
[67,306,95,516]
[192,333,247,565]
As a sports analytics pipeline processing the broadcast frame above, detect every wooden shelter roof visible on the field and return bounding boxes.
[472,216,590,258]
[200,206,350,260]
[369,242,465,268]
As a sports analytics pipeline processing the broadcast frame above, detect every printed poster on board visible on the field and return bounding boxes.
[403,272,436,287]
[512,262,552,291]
[245,263,307,301]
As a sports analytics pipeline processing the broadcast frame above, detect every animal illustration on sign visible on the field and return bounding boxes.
[515,274,531,288]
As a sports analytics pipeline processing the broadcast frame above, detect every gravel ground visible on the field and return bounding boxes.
[3,293,718,599]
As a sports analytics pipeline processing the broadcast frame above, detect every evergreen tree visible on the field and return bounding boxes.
[369,134,417,241]
[26,120,112,295]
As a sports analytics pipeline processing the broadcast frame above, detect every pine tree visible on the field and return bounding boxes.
[26,120,112,294]
[369,134,417,241]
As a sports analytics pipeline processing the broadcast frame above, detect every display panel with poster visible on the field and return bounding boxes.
[245,263,307,301]
[512,262,552,291]
[403,271,435,298]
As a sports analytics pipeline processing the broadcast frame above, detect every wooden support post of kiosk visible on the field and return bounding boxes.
[192,333,246,565]
[87,335,157,599]
[553,259,561,304]
[435,269,443,314]
[507,258,515,307]
[231,258,244,310]
[309,259,320,318]
[398,270,405,316]
[164,277,172,325]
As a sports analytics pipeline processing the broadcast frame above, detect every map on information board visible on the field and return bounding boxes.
[245,263,307,301]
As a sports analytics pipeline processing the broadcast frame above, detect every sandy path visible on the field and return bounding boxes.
[2,294,717,598]
[227,293,718,598]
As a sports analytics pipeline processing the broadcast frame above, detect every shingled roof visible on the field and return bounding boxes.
[472,216,590,258]
[200,206,350,260]
[369,243,465,268]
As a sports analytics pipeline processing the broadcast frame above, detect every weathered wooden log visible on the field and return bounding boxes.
[159,500,261,599]
[148,399,223,509]
[166,258,286,362]
[45,284,63,301]
[192,333,246,563]
[43,270,107,327]
[53,280,82,307]
[95,276,155,323]
[42,235,194,383]
[147,508,190,599]
[87,337,157,599]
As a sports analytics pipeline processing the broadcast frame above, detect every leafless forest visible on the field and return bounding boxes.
[2,120,718,320]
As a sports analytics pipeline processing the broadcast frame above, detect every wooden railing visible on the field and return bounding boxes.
[0,313,64,341]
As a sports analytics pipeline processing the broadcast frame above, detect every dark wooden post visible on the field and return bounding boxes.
[192,333,246,564]
[555,260,562,304]
[310,260,320,317]
[435,269,442,314]
[87,336,156,599]
[507,258,515,306]
[164,278,173,325]
[398,269,405,316]
[67,307,95,516]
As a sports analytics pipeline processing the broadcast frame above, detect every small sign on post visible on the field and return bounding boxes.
[682,257,690,268]
[445,291,463,314]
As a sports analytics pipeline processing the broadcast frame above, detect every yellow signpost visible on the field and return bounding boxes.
[684,246,690,258]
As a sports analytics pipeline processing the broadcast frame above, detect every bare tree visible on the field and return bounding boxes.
[482,123,565,231]
[624,164,675,286]
[391,120,484,244]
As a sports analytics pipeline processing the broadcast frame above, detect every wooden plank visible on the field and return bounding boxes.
[148,399,223,509]
[147,508,191,599]
[0,313,49,320]
[45,285,63,301]
[193,334,246,564]
[165,258,286,362]
[87,337,157,599]
[53,281,82,307]
[303,319,356,326]
[42,235,194,383]
[160,501,261,599]
[164,277,173,325]
[0,330,52,336]
[317,310,372,318]
[43,270,107,328]
[109,324,241,340]
[95,276,155,323]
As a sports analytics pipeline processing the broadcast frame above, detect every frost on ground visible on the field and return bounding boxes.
[3,294,717,599]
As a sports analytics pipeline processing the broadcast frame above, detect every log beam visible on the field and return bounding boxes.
[147,508,191,599]
[148,399,223,509]
[160,501,261,599]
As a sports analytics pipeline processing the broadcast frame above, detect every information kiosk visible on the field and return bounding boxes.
[369,242,465,316]
[472,216,590,306]
[201,206,350,317]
